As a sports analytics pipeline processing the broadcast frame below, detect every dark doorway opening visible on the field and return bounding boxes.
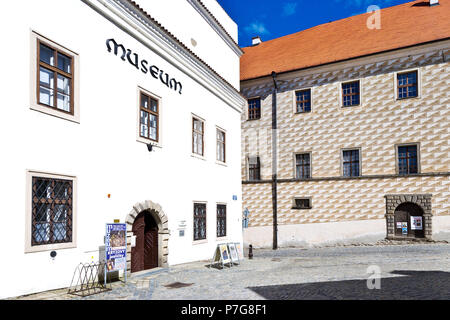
[394,202,425,238]
[131,211,159,273]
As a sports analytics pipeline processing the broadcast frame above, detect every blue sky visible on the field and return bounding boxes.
[217,0,413,47]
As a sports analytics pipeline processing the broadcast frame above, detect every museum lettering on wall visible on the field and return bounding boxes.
[106,38,183,94]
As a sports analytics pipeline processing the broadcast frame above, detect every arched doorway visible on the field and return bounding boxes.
[394,202,425,238]
[131,211,159,273]
[125,200,169,275]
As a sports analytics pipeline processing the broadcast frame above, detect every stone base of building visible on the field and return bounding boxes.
[244,216,450,249]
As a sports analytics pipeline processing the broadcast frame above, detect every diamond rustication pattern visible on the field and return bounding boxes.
[32,177,73,246]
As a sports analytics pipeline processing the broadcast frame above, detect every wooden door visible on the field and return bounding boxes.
[131,211,159,273]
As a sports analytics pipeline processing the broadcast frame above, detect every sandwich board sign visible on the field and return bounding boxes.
[105,223,127,284]
[210,243,232,269]
[228,243,240,265]
[235,242,244,260]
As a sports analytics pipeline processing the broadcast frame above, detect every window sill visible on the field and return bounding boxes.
[396,96,420,101]
[191,153,207,161]
[216,236,228,242]
[216,160,227,167]
[292,207,312,210]
[25,242,77,254]
[192,239,208,245]
[30,104,80,124]
[137,136,162,148]
[246,118,261,122]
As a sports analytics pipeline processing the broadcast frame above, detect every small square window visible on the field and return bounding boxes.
[295,89,311,113]
[397,71,418,99]
[293,198,311,209]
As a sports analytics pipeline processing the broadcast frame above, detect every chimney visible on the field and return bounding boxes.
[429,0,439,6]
[252,36,262,46]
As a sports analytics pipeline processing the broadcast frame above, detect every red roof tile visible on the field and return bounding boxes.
[241,0,450,81]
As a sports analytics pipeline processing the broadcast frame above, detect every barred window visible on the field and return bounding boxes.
[216,129,226,163]
[248,98,261,120]
[397,71,418,99]
[248,156,261,181]
[342,149,360,177]
[398,145,418,175]
[38,40,74,114]
[293,198,311,209]
[342,81,360,107]
[193,117,204,156]
[216,204,226,238]
[193,203,207,241]
[139,92,159,142]
[295,153,311,179]
[295,89,311,113]
[32,177,73,246]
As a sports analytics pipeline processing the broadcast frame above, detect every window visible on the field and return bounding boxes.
[193,203,207,241]
[295,153,311,179]
[293,198,311,209]
[216,204,226,238]
[38,40,74,114]
[342,149,360,177]
[248,98,261,120]
[342,81,360,107]
[216,129,226,163]
[397,145,418,175]
[192,117,204,156]
[248,156,261,181]
[397,71,418,99]
[295,89,311,113]
[139,92,159,142]
[31,175,73,247]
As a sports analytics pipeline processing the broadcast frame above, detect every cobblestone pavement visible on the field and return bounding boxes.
[10,243,450,300]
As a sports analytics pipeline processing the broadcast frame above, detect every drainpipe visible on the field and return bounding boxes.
[271,71,278,250]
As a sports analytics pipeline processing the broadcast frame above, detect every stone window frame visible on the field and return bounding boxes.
[292,197,312,210]
[247,96,262,120]
[247,155,261,181]
[136,87,163,148]
[25,170,77,253]
[394,68,422,101]
[340,147,362,177]
[30,30,80,123]
[293,151,312,180]
[394,142,421,175]
[292,87,314,114]
[339,79,363,108]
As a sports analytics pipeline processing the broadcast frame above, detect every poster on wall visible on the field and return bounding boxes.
[105,223,127,272]
[411,216,423,230]
[401,222,408,235]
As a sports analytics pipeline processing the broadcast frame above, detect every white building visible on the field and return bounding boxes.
[0,0,245,299]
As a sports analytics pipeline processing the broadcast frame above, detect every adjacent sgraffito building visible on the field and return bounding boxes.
[240,0,450,248]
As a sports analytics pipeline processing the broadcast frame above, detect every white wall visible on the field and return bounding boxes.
[136,0,240,89]
[0,0,243,298]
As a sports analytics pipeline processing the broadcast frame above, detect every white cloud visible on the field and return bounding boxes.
[334,0,398,8]
[282,2,298,16]
[244,21,270,36]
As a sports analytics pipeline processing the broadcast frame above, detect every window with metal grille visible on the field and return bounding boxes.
[248,98,261,120]
[295,89,311,113]
[398,145,418,175]
[293,198,311,209]
[248,156,261,181]
[38,40,74,114]
[295,153,311,179]
[216,204,226,238]
[193,203,207,241]
[192,117,204,156]
[32,177,73,246]
[342,149,360,177]
[342,81,360,107]
[397,71,418,99]
[216,129,226,163]
[139,92,159,142]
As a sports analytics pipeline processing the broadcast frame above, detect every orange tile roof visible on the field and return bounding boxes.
[241,0,450,81]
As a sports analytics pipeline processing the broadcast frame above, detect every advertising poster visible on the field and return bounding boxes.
[228,243,239,263]
[235,243,244,260]
[219,244,231,264]
[411,216,423,230]
[401,222,408,235]
[105,223,127,272]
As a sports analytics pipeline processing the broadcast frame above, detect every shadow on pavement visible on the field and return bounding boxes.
[248,270,450,300]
